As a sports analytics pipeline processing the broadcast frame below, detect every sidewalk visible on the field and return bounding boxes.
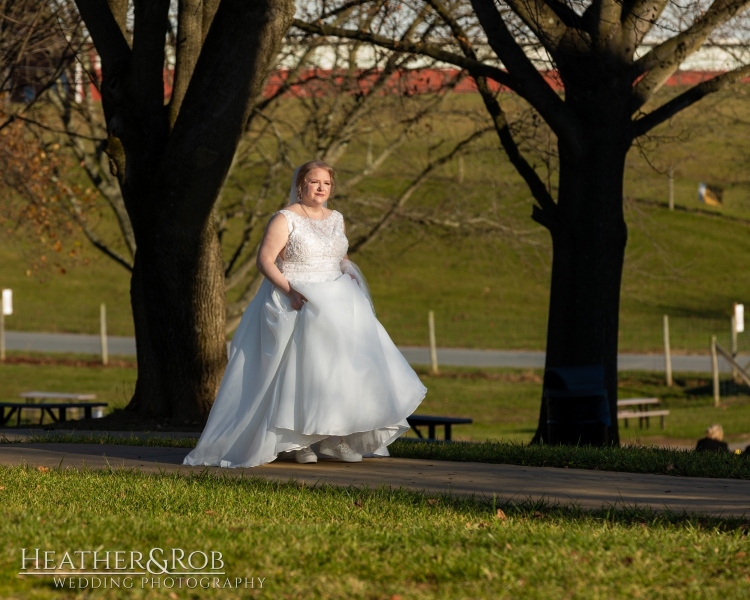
[1,440,749,517]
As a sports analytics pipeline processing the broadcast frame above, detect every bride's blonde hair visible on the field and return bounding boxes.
[295,160,336,201]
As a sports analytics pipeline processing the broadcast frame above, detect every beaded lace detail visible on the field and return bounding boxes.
[275,208,349,284]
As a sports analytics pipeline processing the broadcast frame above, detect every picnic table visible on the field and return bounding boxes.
[0,392,107,426]
[617,398,669,429]
[406,414,472,441]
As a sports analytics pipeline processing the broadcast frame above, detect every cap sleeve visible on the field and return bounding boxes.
[275,209,295,234]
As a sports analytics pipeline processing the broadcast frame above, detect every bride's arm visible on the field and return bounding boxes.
[257,213,306,309]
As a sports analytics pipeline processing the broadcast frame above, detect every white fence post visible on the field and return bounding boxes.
[100,303,108,366]
[663,315,672,386]
[711,335,720,407]
[668,164,674,211]
[428,310,438,375]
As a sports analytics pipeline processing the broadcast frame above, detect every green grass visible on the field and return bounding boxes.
[3,360,750,449]
[3,91,750,353]
[1,466,749,599]
[390,440,750,480]
[4,432,199,448]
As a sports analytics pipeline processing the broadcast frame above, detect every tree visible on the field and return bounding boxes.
[65,0,295,423]
[296,0,750,444]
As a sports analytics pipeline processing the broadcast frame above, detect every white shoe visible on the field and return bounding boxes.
[318,439,362,462]
[295,447,317,464]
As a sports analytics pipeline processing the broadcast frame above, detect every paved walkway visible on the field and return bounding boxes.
[1,440,749,517]
[5,331,741,372]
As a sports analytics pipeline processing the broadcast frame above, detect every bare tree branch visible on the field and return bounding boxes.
[350,126,493,253]
[620,0,670,49]
[633,63,750,137]
[63,183,134,271]
[72,0,130,73]
[631,0,750,111]
[130,0,170,113]
[468,0,582,152]
[169,0,203,127]
[291,18,517,89]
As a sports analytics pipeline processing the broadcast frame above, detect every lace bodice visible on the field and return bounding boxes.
[275,208,349,284]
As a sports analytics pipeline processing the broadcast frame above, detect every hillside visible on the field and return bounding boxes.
[2,91,750,354]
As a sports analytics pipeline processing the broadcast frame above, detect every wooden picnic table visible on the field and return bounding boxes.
[0,392,106,426]
[617,397,669,429]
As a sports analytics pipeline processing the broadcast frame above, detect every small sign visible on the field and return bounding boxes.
[1,289,11,316]
[735,303,744,333]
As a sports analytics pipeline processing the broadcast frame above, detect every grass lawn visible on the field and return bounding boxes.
[1,467,749,599]
[2,358,750,452]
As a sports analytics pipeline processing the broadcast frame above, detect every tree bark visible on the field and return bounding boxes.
[532,86,631,446]
[128,211,226,423]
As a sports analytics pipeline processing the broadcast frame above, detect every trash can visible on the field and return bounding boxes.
[545,366,610,446]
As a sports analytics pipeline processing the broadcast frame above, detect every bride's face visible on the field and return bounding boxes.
[300,168,332,207]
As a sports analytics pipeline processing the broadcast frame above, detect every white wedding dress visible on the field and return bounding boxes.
[183,208,427,468]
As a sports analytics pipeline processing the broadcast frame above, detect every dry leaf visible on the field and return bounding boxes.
[736,551,747,559]
[389,595,402,600]
[533,511,543,519]
[205,510,215,515]
[354,499,363,508]
[426,499,439,506]
[666,464,675,471]
[0,486,6,491]
[37,466,49,473]
[495,509,507,521]
[169,593,179,600]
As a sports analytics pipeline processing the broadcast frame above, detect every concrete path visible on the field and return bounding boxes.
[5,331,741,372]
[1,441,749,517]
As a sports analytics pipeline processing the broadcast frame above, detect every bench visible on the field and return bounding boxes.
[616,398,669,429]
[0,402,108,426]
[406,414,472,441]
[0,391,107,426]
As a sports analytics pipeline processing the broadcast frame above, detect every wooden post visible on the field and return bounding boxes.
[663,315,672,387]
[0,311,4,361]
[100,303,108,366]
[458,156,465,184]
[366,134,373,168]
[711,335,720,407]
[668,164,674,211]
[731,315,739,382]
[428,310,438,375]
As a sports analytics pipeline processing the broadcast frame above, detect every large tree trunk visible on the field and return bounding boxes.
[128,211,226,424]
[532,88,631,446]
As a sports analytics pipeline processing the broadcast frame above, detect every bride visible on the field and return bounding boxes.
[183,160,427,468]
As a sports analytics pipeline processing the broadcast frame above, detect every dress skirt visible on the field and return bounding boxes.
[183,275,427,468]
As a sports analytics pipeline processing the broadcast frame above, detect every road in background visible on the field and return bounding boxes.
[5,331,741,373]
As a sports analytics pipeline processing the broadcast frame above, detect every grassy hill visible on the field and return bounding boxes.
[2,90,750,354]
